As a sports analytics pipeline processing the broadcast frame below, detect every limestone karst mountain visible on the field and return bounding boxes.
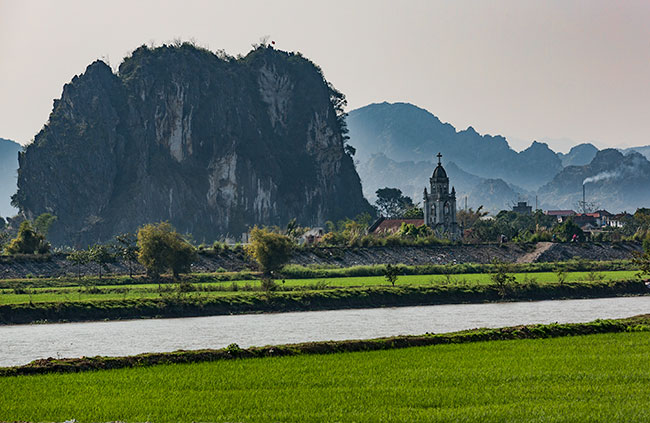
[347,102,650,214]
[0,138,20,218]
[356,153,526,213]
[621,145,650,161]
[13,44,372,246]
[347,102,563,191]
[538,149,650,212]
[557,143,599,167]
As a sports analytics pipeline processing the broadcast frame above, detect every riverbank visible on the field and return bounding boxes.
[5,324,649,422]
[1,279,647,325]
[2,314,648,377]
[0,241,642,279]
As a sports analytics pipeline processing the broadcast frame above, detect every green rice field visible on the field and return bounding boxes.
[2,331,649,422]
[0,270,638,305]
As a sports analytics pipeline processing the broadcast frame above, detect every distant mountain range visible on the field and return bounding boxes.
[538,149,650,212]
[347,102,561,191]
[557,143,598,167]
[4,99,650,225]
[348,102,650,213]
[356,153,525,212]
[0,138,20,218]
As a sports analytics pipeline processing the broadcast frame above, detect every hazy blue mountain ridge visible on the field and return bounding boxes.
[348,102,650,214]
[538,149,650,212]
[347,102,563,191]
[357,153,527,213]
[557,143,599,167]
[0,138,20,218]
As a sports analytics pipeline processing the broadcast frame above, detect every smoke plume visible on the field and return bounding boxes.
[582,155,647,185]
[583,170,621,185]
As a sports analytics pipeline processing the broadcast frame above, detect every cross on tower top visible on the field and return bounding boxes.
[436,152,442,165]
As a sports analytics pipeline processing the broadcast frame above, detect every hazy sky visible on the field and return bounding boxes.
[1,0,649,152]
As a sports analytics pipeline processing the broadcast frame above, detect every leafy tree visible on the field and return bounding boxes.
[633,250,650,280]
[398,223,431,239]
[490,259,516,298]
[89,244,113,280]
[285,218,308,240]
[465,208,561,244]
[383,263,399,287]
[245,227,294,279]
[67,249,91,280]
[402,207,424,219]
[633,233,650,280]
[4,221,50,254]
[33,213,57,237]
[457,206,488,229]
[115,233,138,278]
[137,222,197,280]
[0,233,8,251]
[322,213,375,247]
[375,188,414,218]
[554,218,584,242]
[328,82,349,142]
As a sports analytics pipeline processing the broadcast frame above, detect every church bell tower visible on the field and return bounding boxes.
[423,153,460,239]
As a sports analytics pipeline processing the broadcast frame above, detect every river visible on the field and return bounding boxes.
[1,296,649,367]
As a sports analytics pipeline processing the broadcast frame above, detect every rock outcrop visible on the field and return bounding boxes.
[13,44,372,245]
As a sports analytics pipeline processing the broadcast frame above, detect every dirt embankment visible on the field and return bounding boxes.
[1,280,648,326]
[0,242,642,280]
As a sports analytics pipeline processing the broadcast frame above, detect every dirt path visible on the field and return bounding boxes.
[516,242,554,263]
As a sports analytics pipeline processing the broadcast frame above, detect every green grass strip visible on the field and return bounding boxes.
[2,314,649,378]
[1,279,647,325]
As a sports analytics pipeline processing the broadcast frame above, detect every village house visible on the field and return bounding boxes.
[512,201,533,214]
[545,210,576,223]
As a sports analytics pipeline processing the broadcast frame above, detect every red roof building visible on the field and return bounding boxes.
[545,210,576,223]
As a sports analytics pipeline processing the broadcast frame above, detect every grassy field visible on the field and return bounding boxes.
[2,330,649,422]
[0,270,638,305]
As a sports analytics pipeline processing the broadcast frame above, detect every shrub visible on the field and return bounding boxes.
[4,221,50,255]
[137,222,197,279]
[383,263,399,287]
[245,227,294,278]
[490,259,515,298]
[67,249,91,280]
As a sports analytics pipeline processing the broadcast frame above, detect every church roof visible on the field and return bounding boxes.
[432,164,447,179]
[431,152,448,180]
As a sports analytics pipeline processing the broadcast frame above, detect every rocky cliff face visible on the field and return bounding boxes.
[14,44,372,246]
